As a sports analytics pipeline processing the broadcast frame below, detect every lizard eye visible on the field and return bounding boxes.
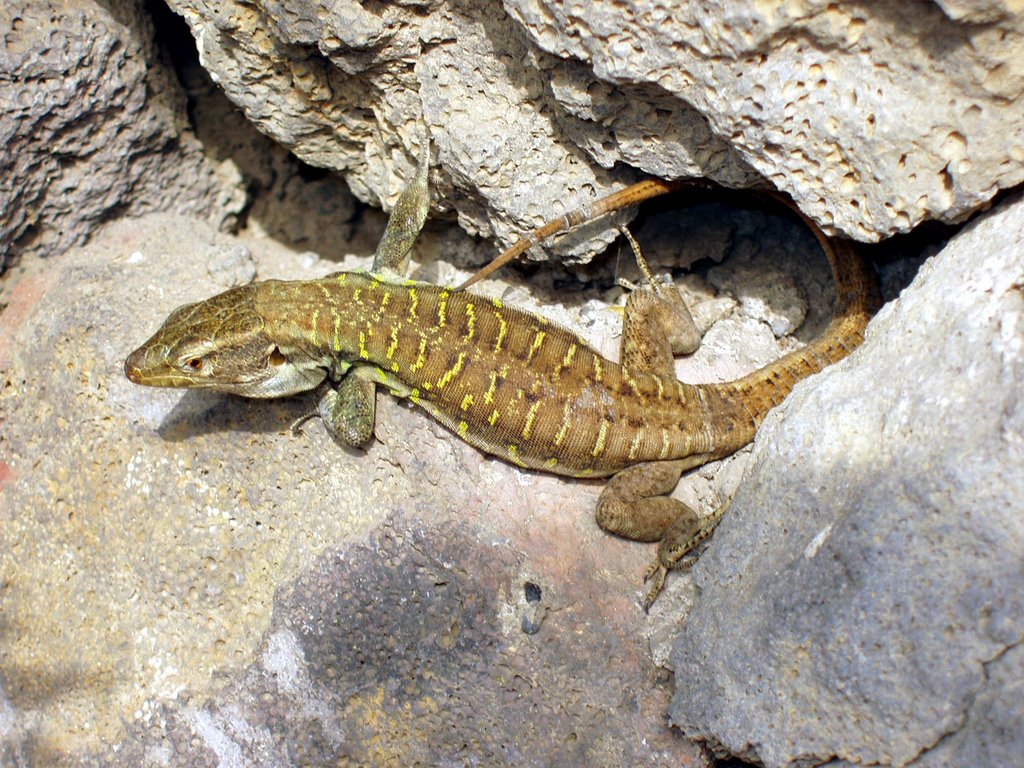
[269,347,287,367]
[183,357,205,372]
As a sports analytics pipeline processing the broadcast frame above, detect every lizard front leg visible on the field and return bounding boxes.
[317,368,378,447]
[316,139,432,445]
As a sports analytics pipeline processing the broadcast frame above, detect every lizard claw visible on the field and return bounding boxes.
[289,410,319,435]
[642,558,668,613]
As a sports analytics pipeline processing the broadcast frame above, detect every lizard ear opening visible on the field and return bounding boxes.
[268,347,287,367]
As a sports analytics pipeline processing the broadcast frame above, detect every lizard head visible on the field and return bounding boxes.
[124,284,328,398]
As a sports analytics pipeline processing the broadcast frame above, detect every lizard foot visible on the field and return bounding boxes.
[642,559,668,612]
[642,549,703,611]
[289,410,319,435]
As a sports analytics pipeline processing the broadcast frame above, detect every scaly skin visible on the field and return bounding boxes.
[128,272,734,474]
[125,164,879,606]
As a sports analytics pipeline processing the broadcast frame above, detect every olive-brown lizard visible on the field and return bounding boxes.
[125,146,879,606]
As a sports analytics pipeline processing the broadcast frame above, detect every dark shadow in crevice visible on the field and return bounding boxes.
[143,0,372,262]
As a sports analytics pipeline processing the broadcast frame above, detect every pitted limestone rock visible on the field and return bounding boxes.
[166,0,1022,246]
[0,0,244,272]
[668,193,1024,767]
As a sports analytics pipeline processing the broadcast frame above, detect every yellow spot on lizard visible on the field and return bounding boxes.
[507,444,526,467]
[628,431,644,461]
[488,409,501,426]
[522,401,542,440]
[553,401,572,448]
[483,370,498,405]
[464,302,477,342]
[386,326,400,359]
[592,419,610,459]
[437,288,450,328]
[460,393,474,411]
[411,337,428,372]
[560,343,577,370]
[408,287,419,320]
[436,352,466,389]
[527,330,546,362]
[494,311,508,353]
[358,331,369,360]
[310,309,320,345]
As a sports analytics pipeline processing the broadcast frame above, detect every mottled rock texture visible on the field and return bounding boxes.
[2,0,1020,765]
[668,192,1024,767]
[0,186,838,763]
[0,212,692,764]
[0,0,244,273]
[168,0,1022,246]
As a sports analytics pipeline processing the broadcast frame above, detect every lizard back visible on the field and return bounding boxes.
[259,219,877,477]
[257,273,729,477]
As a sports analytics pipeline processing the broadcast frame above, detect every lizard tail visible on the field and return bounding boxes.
[706,213,881,443]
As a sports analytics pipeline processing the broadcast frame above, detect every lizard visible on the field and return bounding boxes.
[124,144,880,607]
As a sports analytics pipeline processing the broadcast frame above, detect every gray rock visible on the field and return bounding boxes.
[668,192,1024,766]
[4,3,1019,764]
[506,0,1024,239]
[165,0,1023,244]
[0,212,723,765]
[0,0,245,272]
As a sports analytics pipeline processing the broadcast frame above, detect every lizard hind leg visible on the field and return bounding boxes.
[642,503,726,610]
[371,136,432,277]
[595,460,693,542]
[600,228,709,607]
[595,459,708,610]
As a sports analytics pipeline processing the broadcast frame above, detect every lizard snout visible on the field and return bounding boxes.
[124,350,145,383]
[124,344,164,385]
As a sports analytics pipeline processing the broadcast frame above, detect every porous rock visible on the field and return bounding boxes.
[166,0,1022,247]
[0,212,710,765]
[668,192,1024,766]
[0,0,245,272]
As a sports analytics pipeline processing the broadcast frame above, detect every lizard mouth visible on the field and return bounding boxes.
[123,346,188,387]
[124,349,147,384]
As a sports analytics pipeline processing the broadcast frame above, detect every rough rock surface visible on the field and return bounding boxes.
[167,0,1022,245]
[506,0,1024,239]
[0,195,836,763]
[0,0,245,274]
[4,1,1018,764]
[668,193,1024,767]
